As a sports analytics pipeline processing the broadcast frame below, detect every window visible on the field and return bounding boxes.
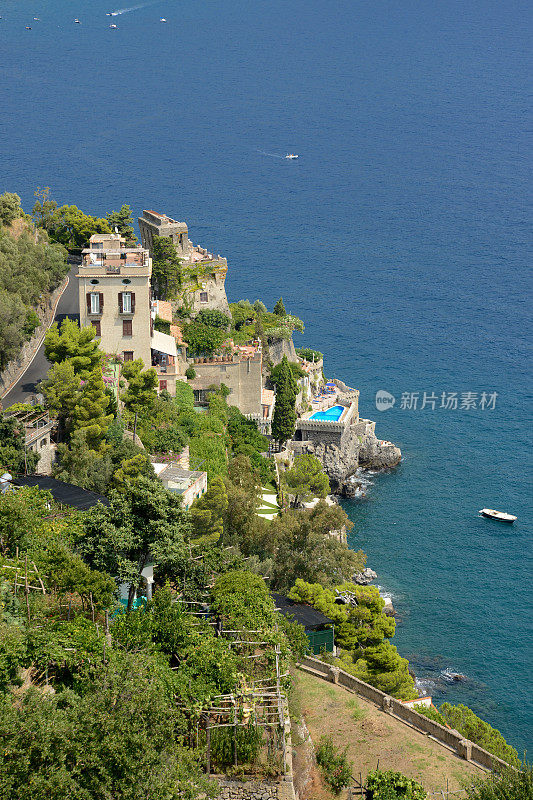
[92,320,101,337]
[200,291,208,302]
[92,242,103,250]
[90,292,100,314]
[40,438,47,448]
[119,291,135,313]
[159,380,167,391]
[123,351,134,361]
[122,278,131,285]
[123,319,132,337]
[90,279,100,285]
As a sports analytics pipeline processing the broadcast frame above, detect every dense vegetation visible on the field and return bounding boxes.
[464,763,533,800]
[366,769,427,799]
[0,193,69,370]
[416,702,521,767]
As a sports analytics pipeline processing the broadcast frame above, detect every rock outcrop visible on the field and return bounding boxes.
[297,426,401,492]
[354,567,378,585]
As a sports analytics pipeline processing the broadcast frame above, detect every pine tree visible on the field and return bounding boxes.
[71,368,113,450]
[271,355,297,446]
[121,359,158,415]
[44,318,103,379]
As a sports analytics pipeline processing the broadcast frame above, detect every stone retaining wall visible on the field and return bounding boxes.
[216,777,295,800]
[298,656,509,773]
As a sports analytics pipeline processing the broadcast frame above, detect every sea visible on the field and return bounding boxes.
[1,0,531,755]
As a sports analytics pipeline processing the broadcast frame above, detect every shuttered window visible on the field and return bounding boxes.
[119,292,136,313]
[91,320,101,336]
[123,319,132,337]
[123,351,134,361]
[87,292,102,314]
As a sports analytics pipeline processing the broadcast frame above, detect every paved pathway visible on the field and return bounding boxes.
[2,263,80,408]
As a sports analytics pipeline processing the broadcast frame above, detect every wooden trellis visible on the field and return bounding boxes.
[1,555,47,622]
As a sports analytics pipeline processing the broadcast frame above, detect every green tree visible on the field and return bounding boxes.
[0,192,24,226]
[271,355,297,446]
[121,359,158,415]
[54,429,113,493]
[185,365,196,380]
[79,477,192,606]
[46,204,111,247]
[190,474,228,544]
[39,360,81,439]
[44,318,103,379]
[71,368,113,450]
[270,359,304,386]
[151,235,182,299]
[111,452,156,492]
[0,290,29,370]
[105,203,137,242]
[270,505,363,590]
[273,297,286,316]
[438,704,520,767]
[282,453,330,505]
[0,413,39,475]
[32,186,58,231]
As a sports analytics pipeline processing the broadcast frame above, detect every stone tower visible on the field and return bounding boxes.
[137,210,230,316]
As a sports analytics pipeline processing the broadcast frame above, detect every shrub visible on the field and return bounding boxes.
[464,763,533,799]
[154,316,171,335]
[365,769,427,799]
[196,309,230,329]
[316,736,352,793]
[185,366,196,380]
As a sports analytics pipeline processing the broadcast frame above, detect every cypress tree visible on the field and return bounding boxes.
[273,297,286,316]
[271,355,297,446]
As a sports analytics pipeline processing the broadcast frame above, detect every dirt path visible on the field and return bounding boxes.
[294,670,485,798]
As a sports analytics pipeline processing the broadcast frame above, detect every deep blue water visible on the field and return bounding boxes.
[1,0,531,754]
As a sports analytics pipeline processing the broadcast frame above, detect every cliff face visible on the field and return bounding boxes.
[298,426,401,492]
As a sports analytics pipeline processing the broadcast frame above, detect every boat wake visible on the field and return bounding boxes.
[108,2,160,16]
[256,149,285,159]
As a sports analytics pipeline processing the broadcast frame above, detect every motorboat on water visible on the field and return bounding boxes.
[160,18,168,22]
[285,153,299,159]
[109,23,117,28]
[479,508,516,523]
[74,19,81,24]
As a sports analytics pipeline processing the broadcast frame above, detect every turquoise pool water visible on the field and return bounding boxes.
[309,404,345,421]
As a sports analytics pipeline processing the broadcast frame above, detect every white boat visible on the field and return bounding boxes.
[109,23,117,28]
[160,18,167,22]
[479,508,516,523]
[285,153,299,159]
[74,19,81,24]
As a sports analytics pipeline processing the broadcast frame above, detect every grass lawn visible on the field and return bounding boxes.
[293,669,485,799]
[256,487,280,520]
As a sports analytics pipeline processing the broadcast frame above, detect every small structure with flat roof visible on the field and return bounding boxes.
[272,592,335,655]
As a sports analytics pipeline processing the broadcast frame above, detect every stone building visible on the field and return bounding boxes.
[190,343,274,434]
[137,210,230,316]
[78,233,181,392]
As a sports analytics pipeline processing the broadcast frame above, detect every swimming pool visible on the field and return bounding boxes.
[309,404,345,421]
